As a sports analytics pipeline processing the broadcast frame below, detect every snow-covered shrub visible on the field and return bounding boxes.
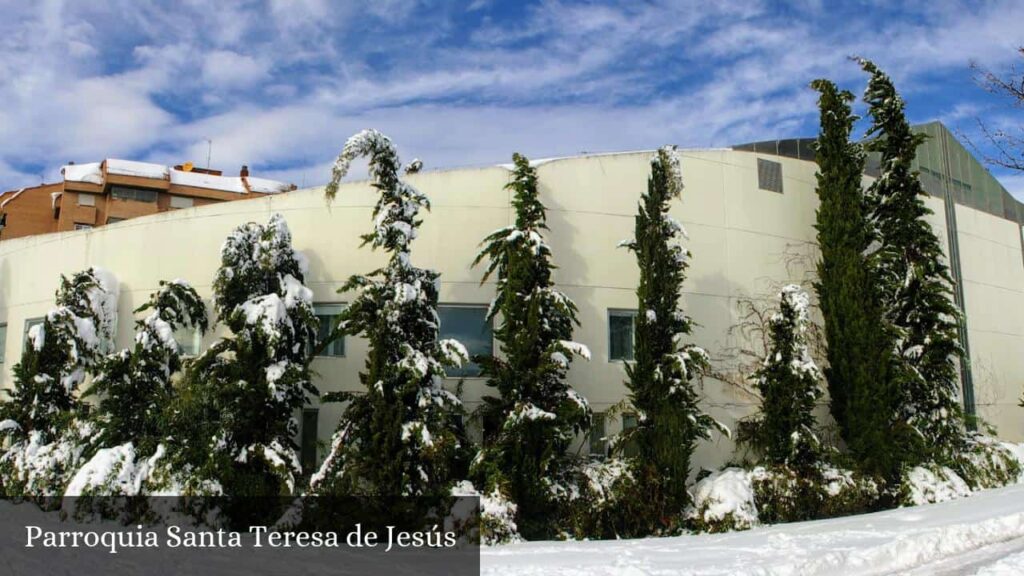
[555,458,640,539]
[688,463,880,532]
[814,463,880,519]
[450,480,521,546]
[0,421,94,504]
[687,467,760,532]
[900,463,971,505]
[950,434,1023,490]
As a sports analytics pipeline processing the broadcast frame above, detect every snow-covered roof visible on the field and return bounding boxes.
[62,162,103,185]
[170,169,246,193]
[59,159,292,195]
[244,176,294,194]
[105,159,169,180]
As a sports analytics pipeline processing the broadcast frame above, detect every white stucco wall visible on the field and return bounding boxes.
[0,148,1019,474]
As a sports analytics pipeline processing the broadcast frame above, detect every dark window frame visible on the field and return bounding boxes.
[608,308,637,362]
[312,303,346,358]
[109,185,159,203]
[438,304,493,378]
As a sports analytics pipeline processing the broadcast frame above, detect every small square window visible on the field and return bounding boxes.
[74,223,93,230]
[23,317,44,350]
[173,326,203,357]
[608,310,636,361]
[439,305,493,377]
[313,304,345,357]
[77,193,96,207]
[169,195,194,209]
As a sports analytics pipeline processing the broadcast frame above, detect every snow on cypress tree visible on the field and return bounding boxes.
[618,146,720,528]
[740,285,823,468]
[311,130,468,504]
[857,59,967,463]
[811,79,902,477]
[176,214,318,497]
[470,152,591,539]
[0,268,118,498]
[0,268,119,440]
[84,280,208,454]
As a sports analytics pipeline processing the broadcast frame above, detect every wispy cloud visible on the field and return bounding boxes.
[1,0,1023,201]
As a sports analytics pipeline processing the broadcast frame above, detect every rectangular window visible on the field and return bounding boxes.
[608,309,636,361]
[757,158,784,193]
[301,408,319,476]
[622,413,639,458]
[169,195,194,209]
[107,217,125,224]
[590,412,607,458]
[173,326,203,357]
[77,193,96,207]
[439,305,493,377]
[0,323,7,364]
[313,304,345,357]
[23,317,43,350]
[110,185,158,203]
[74,223,93,230]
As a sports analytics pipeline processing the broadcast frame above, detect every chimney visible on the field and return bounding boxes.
[240,165,249,178]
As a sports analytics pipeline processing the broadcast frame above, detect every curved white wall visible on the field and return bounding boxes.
[0,149,1020,472]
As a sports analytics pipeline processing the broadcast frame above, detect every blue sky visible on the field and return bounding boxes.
[2,0,1024,198]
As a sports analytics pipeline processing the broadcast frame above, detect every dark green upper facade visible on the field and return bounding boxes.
[733,121,1024,226]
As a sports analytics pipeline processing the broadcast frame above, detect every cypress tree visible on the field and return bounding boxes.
[471,153,591,539]
[0,268,119,440]
[176,214,319,501]
[619,146,719,530]
[311,130,468,508]
[739,285,822,469]
[810,79,903,477]
[84,280,208,455]
[857,59,967,463]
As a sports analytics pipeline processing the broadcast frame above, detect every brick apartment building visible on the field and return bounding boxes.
[0,159,295,240]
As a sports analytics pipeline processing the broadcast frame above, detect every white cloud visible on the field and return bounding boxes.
[1,0,1024,206]
[201,50,271,89]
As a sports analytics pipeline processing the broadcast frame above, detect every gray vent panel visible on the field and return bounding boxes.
[757,158,783,193]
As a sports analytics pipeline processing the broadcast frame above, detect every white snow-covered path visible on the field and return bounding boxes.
[482,483,1024,576]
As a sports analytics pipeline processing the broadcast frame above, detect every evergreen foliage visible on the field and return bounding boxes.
[84,280,208,455]
[470,152,592,539]
[0,268,118,441]
[810,79,903,478]
[858,58,967,464]
[617,146,719,532]
[311,130,468,507]
[174,214,318,499]
[739,285,822,469]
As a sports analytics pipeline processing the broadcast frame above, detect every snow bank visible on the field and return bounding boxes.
[482,482,1024,576]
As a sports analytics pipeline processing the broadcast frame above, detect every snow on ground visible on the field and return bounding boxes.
[482,482,1024,576]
